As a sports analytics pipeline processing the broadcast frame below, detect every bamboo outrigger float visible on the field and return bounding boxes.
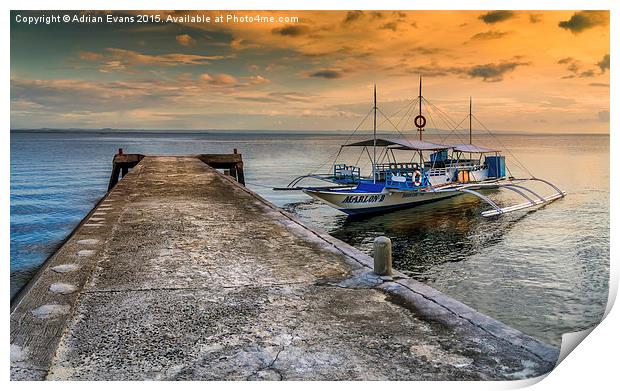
[278,78,566,217]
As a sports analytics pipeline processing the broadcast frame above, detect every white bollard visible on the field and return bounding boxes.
[373,236,392,276]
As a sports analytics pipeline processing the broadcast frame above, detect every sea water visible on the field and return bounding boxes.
[10,131,609,346]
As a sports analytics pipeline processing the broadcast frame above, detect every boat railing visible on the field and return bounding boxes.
[384,168,430,190]
[333,164,361,184]
[445,163,486,170]
[426,167,449,176]
[373,162,420,173]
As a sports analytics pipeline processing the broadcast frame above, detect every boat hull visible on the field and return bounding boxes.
[303,188,461,215]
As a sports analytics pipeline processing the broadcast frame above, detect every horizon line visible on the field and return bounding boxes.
[10,128,610,136]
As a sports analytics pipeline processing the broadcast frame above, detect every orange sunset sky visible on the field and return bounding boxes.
[10,10,610,133]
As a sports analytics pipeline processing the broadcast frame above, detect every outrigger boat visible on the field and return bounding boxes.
[278,79,566,217]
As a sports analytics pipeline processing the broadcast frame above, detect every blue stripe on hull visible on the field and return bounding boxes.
[340,193,461,216]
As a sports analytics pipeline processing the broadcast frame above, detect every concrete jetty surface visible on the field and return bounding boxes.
[10,156,559,380]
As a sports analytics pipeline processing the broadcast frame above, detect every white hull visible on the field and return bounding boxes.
[303,188,461,215]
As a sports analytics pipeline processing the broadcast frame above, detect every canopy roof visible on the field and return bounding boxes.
[343,138,500,153]
[343,138,449,151]
[449,143,500,153]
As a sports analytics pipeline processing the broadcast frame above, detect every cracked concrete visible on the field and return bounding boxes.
[11,156,559,380]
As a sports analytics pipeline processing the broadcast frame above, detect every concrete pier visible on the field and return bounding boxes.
[10,155,559,380]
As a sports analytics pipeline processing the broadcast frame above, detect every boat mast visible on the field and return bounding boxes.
[373,84,377,183]
[418,76,423,141]
[469,97,473,159]
[469,96,472,145]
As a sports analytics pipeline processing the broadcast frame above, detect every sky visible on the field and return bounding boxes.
[10,10,610,133]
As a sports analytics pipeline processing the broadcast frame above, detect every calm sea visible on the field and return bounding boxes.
[10,131,609,346]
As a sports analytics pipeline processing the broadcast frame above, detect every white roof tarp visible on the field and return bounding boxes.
[343,138,449,151]
[450,143,500,153]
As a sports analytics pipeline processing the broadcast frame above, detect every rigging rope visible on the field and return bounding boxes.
[437,115,468,145]
[424,95,534,178]
[377,98,416,129]
[423,99,468,145]
[422,97,461,129]
[472,114,535,178]
[376,107,415,142]
[308,107,374,175]
[394,98,417,130]
[420,98,531,178]
[353,145,366,167]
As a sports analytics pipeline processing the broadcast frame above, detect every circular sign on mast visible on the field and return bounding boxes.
[414,114,426,129]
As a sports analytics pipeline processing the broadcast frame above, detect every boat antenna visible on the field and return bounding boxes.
[373,84,377,183]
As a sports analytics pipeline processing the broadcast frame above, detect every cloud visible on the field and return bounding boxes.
[307,69,344,79]
[403,64,465,78]
[11,73,274,129]
[479,11,515,24]
[235,91,314,104]
[368,11,385,19]
[369,11,384,20]
[79,52,105,61]
[598,110,610,122]
[558,57,599,78]
[470,30,510,41]
[343,11,364,24]
[272,24,310,37]
[234,96,279,103]
[200,73,238,85]
[229,37,260,50]
[248,75,270,85]
[11,10,612,132]
[467,62,529,82]
[200,73,271,87]
[175,34,194,46]
[403,60,529,82]
[540,96,576,108]
[268,91,315,102]
[558,11,609,34]
[529,14,542,23]
[597,54,610,73]
[79,48,226,72]
[404,47,442,55]
[11,78,179,113]
[380,22,398,32]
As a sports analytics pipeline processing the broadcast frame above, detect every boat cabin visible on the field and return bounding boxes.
[334,137,506,188]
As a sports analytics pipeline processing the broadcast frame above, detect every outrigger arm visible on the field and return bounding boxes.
[452,178,567,217]
[276,173,344,190]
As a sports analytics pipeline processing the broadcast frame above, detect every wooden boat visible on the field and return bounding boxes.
[279,79,566,217]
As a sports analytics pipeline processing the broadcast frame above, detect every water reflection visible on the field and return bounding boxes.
[288,190,540,281]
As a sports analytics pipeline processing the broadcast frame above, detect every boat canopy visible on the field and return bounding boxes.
[343,138,449,151]
[449,143,500,153]
[342,138,500,153]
